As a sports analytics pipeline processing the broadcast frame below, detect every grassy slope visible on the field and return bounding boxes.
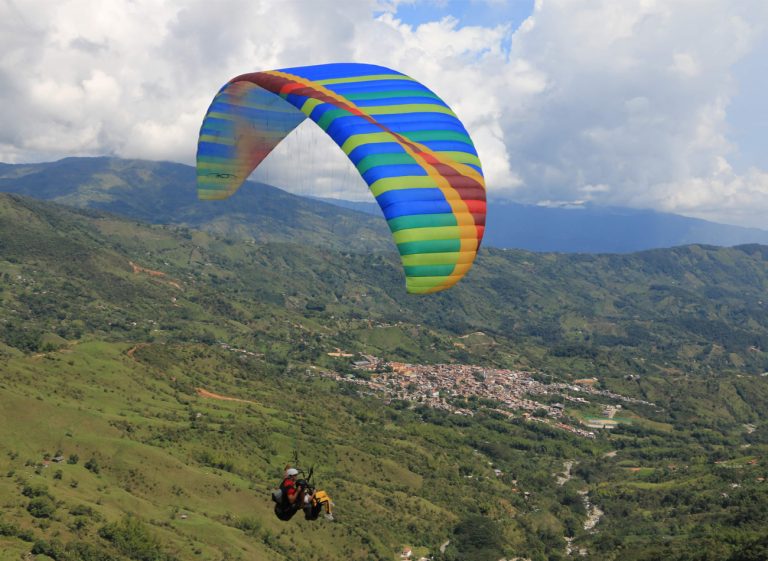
[1,340,580,561]
[3,192,767,422]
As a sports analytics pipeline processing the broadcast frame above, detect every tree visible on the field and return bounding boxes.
[27,496,56,518]
[448,515,506,561]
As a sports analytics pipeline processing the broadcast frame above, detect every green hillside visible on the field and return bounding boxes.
[0,157,390,252]
[2,193,768,561]
[4,157,768,255]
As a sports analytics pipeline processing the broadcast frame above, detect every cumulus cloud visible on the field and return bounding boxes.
[501,0,768,227]
[0,0,766,226]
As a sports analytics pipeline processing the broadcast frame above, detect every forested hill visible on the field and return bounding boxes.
[2,191,768,408]
[3,156,768,254]
[2,192,768,560]
[0,157,391,251]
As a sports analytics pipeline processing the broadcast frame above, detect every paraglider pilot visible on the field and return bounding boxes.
[274,466,315,521]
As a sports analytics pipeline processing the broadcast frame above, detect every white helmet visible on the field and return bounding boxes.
[286,468,299,476]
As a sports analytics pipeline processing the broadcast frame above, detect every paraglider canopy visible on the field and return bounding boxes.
[196,63,486,294]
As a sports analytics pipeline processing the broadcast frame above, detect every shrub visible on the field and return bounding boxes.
[0,520,20,536]
[84,457,100,474]
[70,504,98,518]
[98,515,178,561]
[449,515,506,561]
[22,483,49,498]
[66,541,120,561]
[234,516,262,536]
[27,496,57,518]
[17,528,35,542]
[69,517,90,533]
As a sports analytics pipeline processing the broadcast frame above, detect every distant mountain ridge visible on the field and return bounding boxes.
[485,200,768,253]
[314,196,768,253]
[2,156,767,253]
[0,157,391,252]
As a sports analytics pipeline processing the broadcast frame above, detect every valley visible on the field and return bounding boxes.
[1,189,767,560]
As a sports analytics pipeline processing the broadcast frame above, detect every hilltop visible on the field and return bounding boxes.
[0,157,390,252]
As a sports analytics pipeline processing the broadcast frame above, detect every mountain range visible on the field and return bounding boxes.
[0,157,390,253]
[316,197,768,253]
[2,156,767,253]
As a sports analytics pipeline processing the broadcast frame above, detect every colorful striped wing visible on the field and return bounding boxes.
[196,63,486,294]
[197,81,307,200]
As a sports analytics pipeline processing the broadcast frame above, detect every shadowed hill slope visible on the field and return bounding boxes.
[5,157,768,256]
[0,157,391,252]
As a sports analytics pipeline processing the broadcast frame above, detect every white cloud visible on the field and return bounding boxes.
[498,0,768,227]
[0,0,766,227]
[646,160,768,227]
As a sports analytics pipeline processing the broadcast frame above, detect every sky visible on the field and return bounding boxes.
[0,0,766,228]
